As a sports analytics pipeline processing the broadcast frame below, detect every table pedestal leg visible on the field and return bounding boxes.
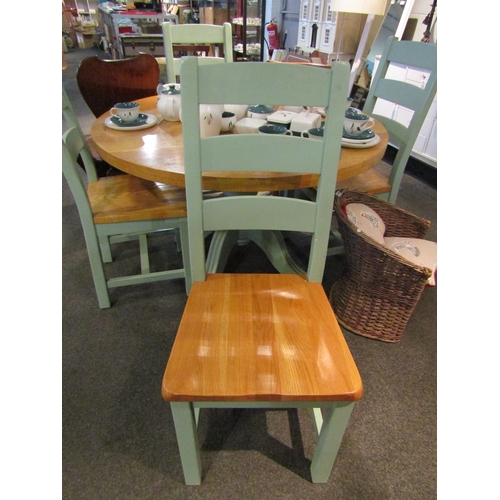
[243,230,305,274]
[206,229,305,275]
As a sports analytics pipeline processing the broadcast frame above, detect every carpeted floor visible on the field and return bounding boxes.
[62,47,437,499]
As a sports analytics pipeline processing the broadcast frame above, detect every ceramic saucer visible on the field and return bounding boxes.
[110,113,148,127]
[341,134,380,149]
[105,113,158,131]
[342,128,375,141]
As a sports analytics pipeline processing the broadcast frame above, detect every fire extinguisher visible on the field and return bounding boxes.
[266,19,278,54]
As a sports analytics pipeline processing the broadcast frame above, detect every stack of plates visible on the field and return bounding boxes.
[341,129,380,149]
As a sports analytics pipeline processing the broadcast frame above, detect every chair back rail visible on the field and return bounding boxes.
[62,87,98,182]
[180,58,349,283]
[162,22,233,83]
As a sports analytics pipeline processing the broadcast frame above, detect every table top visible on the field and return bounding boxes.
[90,96,388,192]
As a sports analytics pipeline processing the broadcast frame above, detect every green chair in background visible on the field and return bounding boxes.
[162,22,233,83]
[62,126,191,309]
[336,36,437,204]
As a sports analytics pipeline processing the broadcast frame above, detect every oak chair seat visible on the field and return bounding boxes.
[163,273,362,403]
[335,167,391,195]
[88,175,186,224]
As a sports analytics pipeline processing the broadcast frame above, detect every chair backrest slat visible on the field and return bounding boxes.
[203,196,318,232]
[162,23,233,83]
[180,57,349,283]
[200,135,323,173]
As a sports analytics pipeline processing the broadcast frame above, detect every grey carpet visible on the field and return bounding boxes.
[63,47,437,499]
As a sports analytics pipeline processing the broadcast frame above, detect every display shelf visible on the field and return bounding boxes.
[231,0,265,61]
[98,6,178,59]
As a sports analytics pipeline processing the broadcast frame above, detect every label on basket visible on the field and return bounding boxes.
[344,203,386,245]
[384,237,437,286]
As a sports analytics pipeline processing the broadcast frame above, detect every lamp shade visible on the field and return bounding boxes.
[329,0,387,15]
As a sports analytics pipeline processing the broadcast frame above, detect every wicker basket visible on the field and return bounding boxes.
[329,190,434,343]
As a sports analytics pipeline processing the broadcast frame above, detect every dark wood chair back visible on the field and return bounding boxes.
[76,53,160,118]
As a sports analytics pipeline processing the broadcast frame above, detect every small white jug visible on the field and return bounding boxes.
[157,84,181,122]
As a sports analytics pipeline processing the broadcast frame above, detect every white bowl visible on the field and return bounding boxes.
[234,117,267,134]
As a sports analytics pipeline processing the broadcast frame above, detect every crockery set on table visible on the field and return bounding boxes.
[104,82,380,149]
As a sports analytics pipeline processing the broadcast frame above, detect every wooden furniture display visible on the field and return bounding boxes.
[330,189,433,342]
[336,36,437,203]
[62,124,191,309]
[162,22,233,83]
[76,53,160,119]
[162,57,362,485]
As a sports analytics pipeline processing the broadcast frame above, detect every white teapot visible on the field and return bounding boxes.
[157,84,181,122]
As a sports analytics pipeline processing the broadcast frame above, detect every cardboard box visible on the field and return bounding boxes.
[75,30,96,49]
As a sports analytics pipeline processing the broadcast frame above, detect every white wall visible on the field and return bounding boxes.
[407,0,437,43]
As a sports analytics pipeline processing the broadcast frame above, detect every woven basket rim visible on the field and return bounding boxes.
[334,189,434,277]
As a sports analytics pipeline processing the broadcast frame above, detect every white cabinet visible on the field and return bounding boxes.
[372,58,437,167]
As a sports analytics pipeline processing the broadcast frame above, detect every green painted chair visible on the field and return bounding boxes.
[162,22,233,83]
[62,86,117,178]
[336,36,437,203]
[161,57,362,485]
[62,126,191,309]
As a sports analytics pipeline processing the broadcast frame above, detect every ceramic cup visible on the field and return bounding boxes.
[224,104,248,122]
[110,102,140,122]
[258,124,293,135]
[220,111,236,133]
[343,108,375,136]
[199,104,223,138]
[301,127,324,140]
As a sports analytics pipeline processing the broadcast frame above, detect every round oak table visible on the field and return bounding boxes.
[90,96,388,273]
[90,96,388,192]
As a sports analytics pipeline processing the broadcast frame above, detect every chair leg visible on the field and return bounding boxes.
[99,235,113,263]
[326,229,345,256]
[178,219,191,294]
[310,401,355,483]
[139,234,150,274]
[84,230,111,308]
[171,402,202,485]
